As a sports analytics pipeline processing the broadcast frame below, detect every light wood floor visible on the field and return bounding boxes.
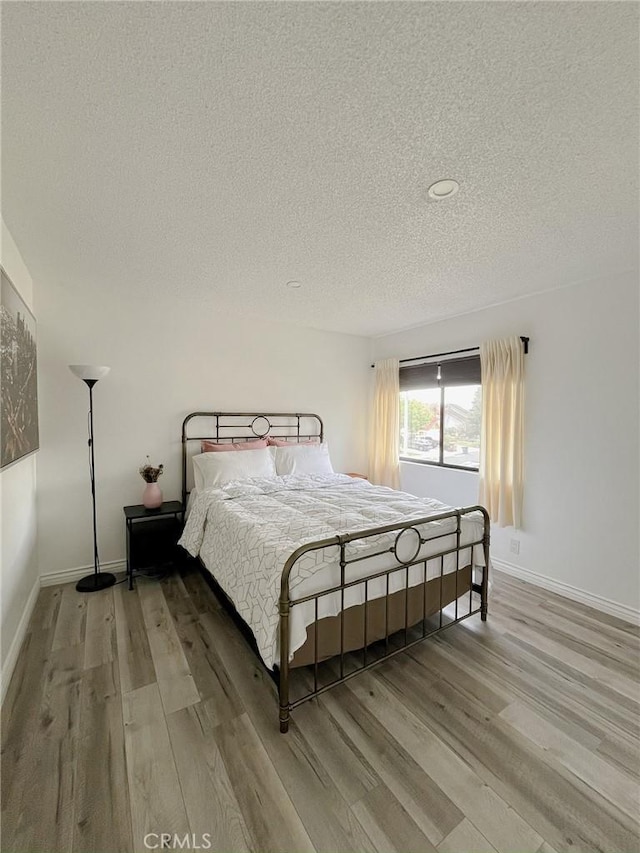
[2,566,639,853]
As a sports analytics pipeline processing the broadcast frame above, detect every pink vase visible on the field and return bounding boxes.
[142,482,163,509]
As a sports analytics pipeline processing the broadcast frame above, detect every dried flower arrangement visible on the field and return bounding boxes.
[139,457,164,483]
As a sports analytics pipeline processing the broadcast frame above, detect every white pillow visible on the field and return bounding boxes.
[274,442,334,476]
[192,447,276,490]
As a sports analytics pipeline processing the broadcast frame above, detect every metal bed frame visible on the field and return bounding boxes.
[182,412,490,733]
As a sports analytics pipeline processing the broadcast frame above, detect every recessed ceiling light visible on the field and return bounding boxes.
[427,179,460,200]
[285,280,303,289]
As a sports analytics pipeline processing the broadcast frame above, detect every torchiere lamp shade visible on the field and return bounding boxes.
[69,364,111,383]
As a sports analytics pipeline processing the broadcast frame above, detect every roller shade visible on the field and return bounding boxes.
[399,355,481,391]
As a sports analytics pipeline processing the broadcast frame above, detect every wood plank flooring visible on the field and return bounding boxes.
[2,566,639,853]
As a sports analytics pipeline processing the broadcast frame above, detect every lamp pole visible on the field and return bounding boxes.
[70,365,116,592]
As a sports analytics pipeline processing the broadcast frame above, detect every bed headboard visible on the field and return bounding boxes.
[181,411,324,507]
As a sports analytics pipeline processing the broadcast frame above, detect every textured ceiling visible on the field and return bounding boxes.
[2,2,638,336]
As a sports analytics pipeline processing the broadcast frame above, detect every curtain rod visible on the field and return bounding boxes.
[370,336,529,368]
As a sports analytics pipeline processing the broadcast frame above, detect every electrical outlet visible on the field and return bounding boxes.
[510,538,520,555]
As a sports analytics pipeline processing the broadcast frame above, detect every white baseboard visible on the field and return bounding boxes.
[40,558,127,588]
[492,558,640,626]
[1,577,41,706]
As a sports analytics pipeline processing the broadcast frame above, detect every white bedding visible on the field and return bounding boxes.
[179,474,486,668]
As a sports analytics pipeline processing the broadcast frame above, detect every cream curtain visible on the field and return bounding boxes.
[368,358,400,489]
[478,337,525,528]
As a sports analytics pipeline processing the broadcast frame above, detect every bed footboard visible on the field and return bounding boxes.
[278,506,490,733]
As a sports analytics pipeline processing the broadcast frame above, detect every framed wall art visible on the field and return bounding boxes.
[1,266,39,468]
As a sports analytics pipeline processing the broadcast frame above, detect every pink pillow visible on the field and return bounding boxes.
[201,438,268,453]
[267,437,320,447]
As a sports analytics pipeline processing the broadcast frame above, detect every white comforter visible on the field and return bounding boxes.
[179,474,486,668]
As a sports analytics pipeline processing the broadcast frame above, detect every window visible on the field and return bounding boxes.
[399,355,481,470]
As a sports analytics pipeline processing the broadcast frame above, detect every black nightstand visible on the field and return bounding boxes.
[124,501,184,590]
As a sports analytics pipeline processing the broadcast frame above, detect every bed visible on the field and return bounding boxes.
[179,412,490,733]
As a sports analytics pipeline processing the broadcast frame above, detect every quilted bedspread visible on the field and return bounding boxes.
[179,474,485,667]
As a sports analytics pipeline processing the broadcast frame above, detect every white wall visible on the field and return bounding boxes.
[374,272,639,614]
[1,220,39,675]
[35,280,372,577]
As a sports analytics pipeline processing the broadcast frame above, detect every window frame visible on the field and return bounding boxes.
[399,363,481,472]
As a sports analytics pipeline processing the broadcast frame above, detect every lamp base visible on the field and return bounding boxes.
[76,572,117,592]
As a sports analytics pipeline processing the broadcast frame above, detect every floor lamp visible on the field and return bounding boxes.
[69,364,116,592]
